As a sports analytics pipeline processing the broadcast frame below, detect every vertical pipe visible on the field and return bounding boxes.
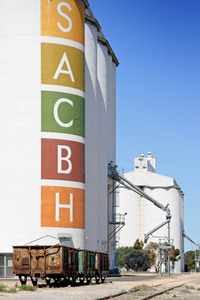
[4,256,6,278]
[112,180,115,222]
[160,249,162,276]
[168,220,171,277]
[195,247,197,272]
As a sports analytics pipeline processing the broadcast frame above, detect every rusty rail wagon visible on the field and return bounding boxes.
[13,245,109,286]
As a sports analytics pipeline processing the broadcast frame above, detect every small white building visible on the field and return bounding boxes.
[117,152,184,272]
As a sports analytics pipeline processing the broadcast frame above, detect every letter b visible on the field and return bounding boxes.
[57,145,72,174]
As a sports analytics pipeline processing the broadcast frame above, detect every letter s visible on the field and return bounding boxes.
[57,2,72,33]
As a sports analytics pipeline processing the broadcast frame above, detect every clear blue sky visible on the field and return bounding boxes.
[89,0,200,252]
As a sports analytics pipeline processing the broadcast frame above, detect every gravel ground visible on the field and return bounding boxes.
[0,273,199,300]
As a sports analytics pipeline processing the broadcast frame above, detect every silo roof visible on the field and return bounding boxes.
[82,0,119,66]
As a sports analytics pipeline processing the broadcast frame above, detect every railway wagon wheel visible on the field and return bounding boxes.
[45,277,51,287]
[86,276,91,285]
[101,275,105,283]
[95,275,100,284]
[79,276,85,285]
[19,275,27,285]
[53,277,61,287]
[69,277,76,286]
[30,277,38,287]
[60,277,69,287]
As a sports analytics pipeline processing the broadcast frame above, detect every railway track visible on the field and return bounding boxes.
[97,274,200,300]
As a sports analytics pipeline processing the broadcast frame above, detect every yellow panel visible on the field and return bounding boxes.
[41,43,84,91]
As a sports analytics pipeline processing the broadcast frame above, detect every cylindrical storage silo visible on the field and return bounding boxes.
[107,53,116,163]
[142,187,168,240]
[97,41,109,253]
[84,20,98,251]
[0,0,85,252]
[0,0,41,252]
[143,186,183,272]
[117,172,142,246]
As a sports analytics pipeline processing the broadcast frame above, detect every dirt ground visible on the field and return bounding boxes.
[114,273,200,300]
[0,273,200,300]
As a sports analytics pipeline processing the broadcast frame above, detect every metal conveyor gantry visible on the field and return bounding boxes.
[108,161,172,276]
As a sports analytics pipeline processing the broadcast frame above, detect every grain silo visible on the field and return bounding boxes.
[117,153,184,273]
[0,0,118,276]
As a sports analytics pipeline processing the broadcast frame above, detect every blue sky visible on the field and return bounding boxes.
[89,0,200,252]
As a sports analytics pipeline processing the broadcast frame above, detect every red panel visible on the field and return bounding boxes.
[41,138,85,183]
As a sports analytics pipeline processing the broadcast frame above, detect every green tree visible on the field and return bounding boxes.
[117,246,134,268]
[184,250,195,271]
[188,259,195,271]
[118,239,151,271]
[145,242,159,252]
[170,246,181,270]
[145,242,159,272]
[133,239,144,250]
[125,250,150,271]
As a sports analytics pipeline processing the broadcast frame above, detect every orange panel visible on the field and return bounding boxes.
[41,186,85,228]
[41,0,85,45]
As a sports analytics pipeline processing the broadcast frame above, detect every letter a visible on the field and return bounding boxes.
[53,52,75,82]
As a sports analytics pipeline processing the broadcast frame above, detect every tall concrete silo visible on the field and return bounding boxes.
[84,4,118,266]
[0,0,118,275]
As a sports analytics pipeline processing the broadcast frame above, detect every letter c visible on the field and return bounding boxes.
[54,98,73,128]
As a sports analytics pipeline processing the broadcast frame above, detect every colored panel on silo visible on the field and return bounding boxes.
[41,0,85,45]
[41,186,85,228]
[40,0,85,241]
[41,138,85,183]
[41,43,85,91]
[41,91,85,137]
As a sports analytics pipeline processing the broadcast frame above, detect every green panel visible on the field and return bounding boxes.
[78,250,87,274]
[78,250,83,273]
[41,91,85,137]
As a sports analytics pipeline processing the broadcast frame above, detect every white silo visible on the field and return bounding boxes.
[84,5,119,266]
[0,0,119,276]
[84,17,98,251]
[118,153,184,273]
[0,0,42,252]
